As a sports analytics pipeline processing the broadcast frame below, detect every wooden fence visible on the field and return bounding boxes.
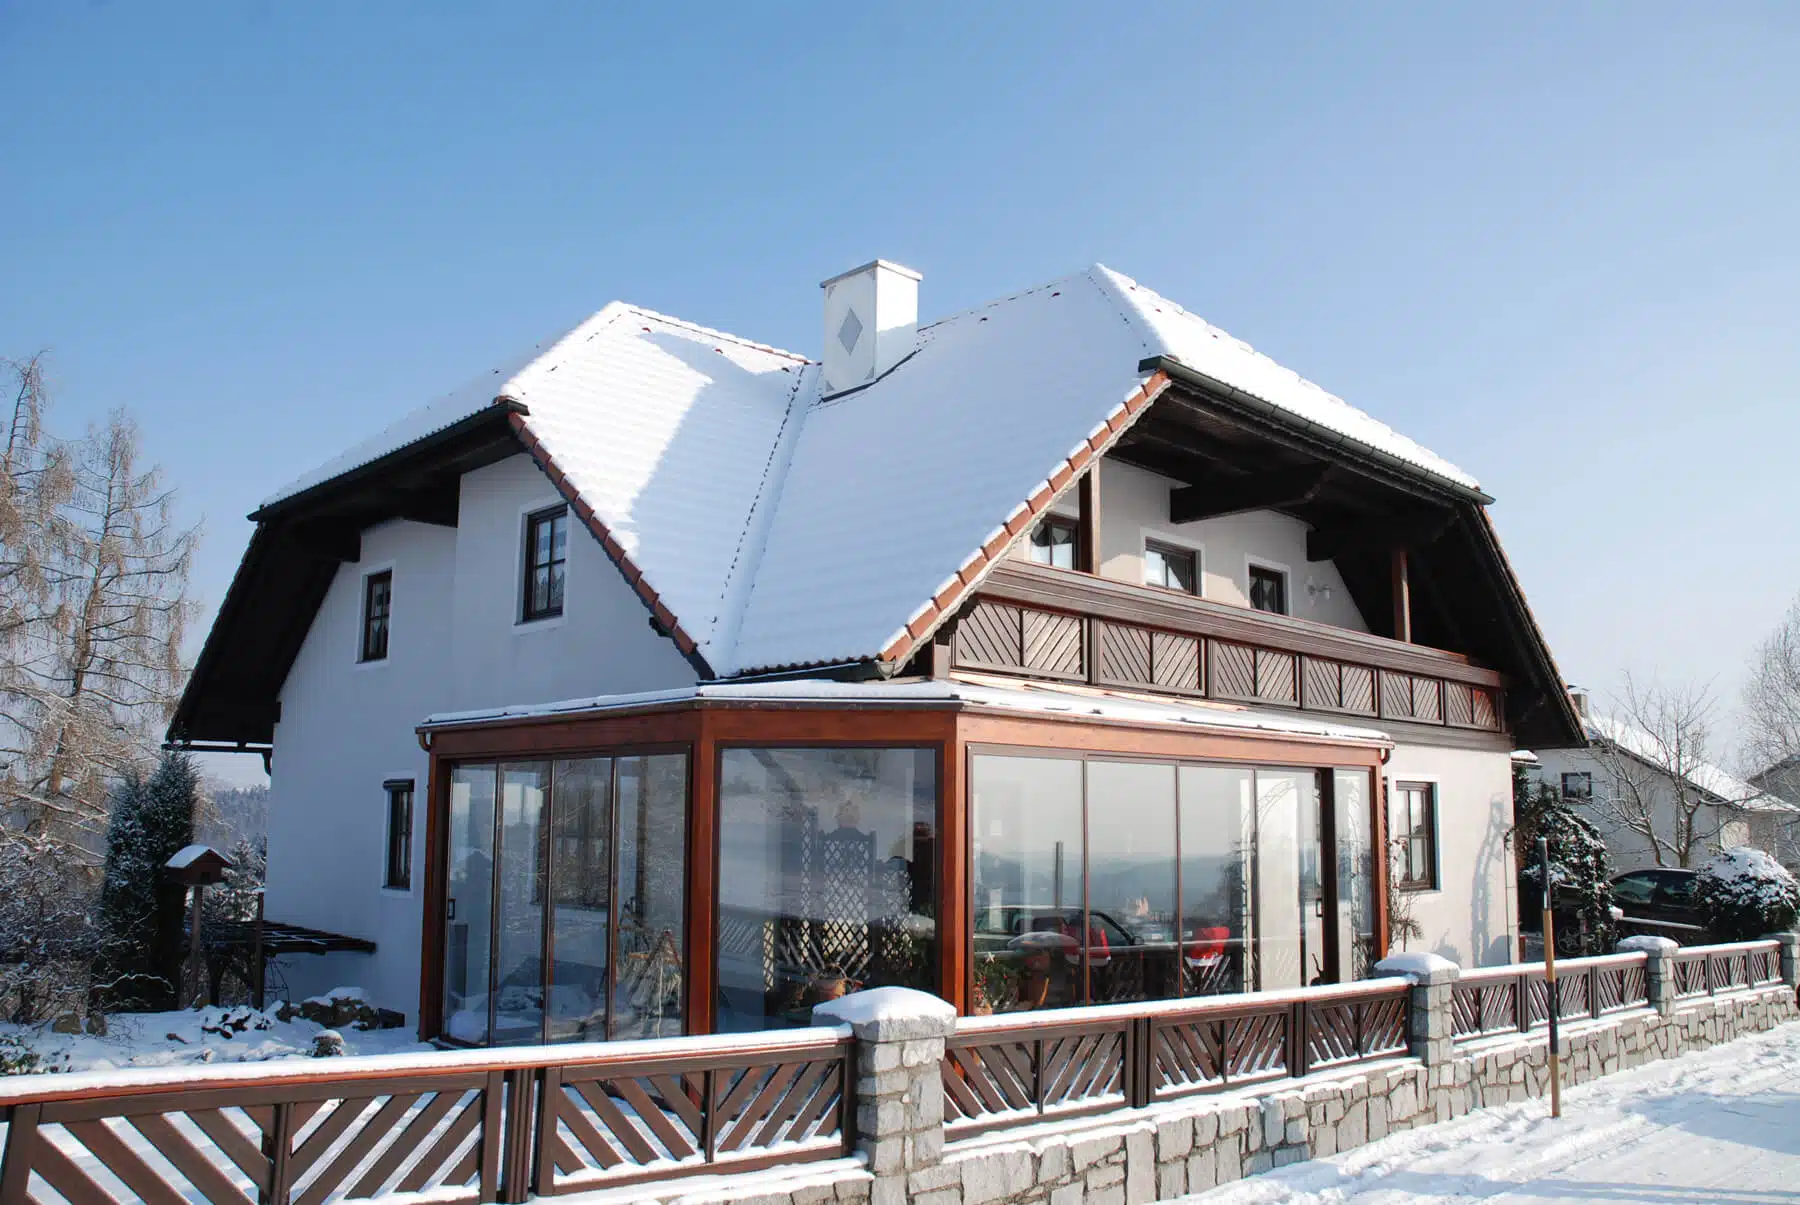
[940,979,1412,1140]
[1670,940,1783,1000]
[1449,952,1650,1042]
[0,1028,854,1205]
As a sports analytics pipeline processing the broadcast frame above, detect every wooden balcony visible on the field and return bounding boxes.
[949,561,1506,738]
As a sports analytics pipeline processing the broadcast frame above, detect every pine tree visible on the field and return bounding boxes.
[99,752,199,1010]
[1515,764,1615,953]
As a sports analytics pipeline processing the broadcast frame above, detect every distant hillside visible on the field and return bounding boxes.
[201,784,269,850]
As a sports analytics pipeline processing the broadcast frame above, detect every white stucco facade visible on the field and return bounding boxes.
[1018,457,1369,631]
[263,453,694,1013]
[1384,742,1520,968]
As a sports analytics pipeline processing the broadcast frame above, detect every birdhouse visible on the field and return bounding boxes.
[165,843,233,887]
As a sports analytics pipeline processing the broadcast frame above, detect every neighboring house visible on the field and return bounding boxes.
[1750,755,1800,814]
[1530,694,1799,873]
[172,260,1581,1047]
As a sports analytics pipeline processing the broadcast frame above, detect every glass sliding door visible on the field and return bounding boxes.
[1086,761,1177,1004]
[1331,770,1377,981]
[1249,769,1324,990]
[444,765,498,1044]
[1177,766,1255,996]
[440,753,687,1046]
[970,755,1084,1014]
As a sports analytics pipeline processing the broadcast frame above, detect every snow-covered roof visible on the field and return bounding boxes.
[1587,715,1796,813]
[166,843,227,870]
[263,264,1482,678]
[420,674,1395,747]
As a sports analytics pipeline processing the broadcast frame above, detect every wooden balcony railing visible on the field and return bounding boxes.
[1449,952,1650,1042]
[955,562,1506,735]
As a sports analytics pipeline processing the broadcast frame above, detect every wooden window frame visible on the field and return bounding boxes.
[1028,514,1080,571]
[1248,563,1289,616]
[1144,539,1199,595]
[360,570,392,662]
[1392,780,1438,893]
[383,778,414,891]
[522,504,569,623]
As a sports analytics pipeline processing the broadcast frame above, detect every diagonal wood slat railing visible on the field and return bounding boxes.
[1670,940,1783,1000]
[1449,952,1651,1043]
[0,1028,855,1205]
[940,979,1412,1140]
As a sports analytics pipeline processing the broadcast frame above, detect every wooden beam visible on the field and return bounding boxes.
[1077,462,1101,573]
[289,519,361,563]
[1391,547,1412,644]
[1305,509,1453,563]
[1169,464,1330,524]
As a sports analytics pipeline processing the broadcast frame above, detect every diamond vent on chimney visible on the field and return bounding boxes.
[820,259,921,397]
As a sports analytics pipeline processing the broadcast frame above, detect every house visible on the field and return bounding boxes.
[171,260,1582,1047]
[1528,691,1799,872]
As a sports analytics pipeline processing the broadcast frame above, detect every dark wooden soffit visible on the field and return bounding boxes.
[168,403,529,748]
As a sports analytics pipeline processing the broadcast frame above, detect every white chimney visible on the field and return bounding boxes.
[1567,685,1591,720]
[820,259,921,396]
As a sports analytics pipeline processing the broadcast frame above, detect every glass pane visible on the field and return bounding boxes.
[1332,770,1376,980]
[493,763,548,1045]
[1178,766,1254,996]
[613,754,688,1040]
[547,562,565,611]
[444,765,496,1044]
[717,748,938,1032]
[1086,762,1177,1003]
[1143,546,1168,588]
[1253,769,1321,990]
[547,758,611,1042]
[971,755,1084,1014]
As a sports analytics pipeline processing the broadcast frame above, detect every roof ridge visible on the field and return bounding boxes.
[617,301,814,365]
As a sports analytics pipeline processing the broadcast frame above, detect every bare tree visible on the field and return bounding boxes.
[1744,595,1800,784]
[1585,677,1751,869]
[0,357,198,854]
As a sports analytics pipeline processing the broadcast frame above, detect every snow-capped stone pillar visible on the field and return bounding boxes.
[1765,931,1800,989]
[1618,935,1680,1017]
[1375,952,1459,1066]
[815,987,956,1205]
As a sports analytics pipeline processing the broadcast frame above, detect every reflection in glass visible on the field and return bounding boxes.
[1254,769,1323,990]
[716,748,938,1033]
[1333,770,1376,980]
[493,763,548,1045]
[444,765,496,1044]
[547,758,611,1042]
[1086,761,1177,1003]
[970,756,1084,1014]
[1178,766,1254,996]
[612,755,688,1039]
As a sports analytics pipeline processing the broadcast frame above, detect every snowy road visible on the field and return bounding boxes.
[1189,1022,1800,1205]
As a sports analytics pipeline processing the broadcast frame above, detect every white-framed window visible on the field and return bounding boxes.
[359,569,392,662]
[1392,780,1438,892]
[1144,539,1199,594]
[521,504,568,622]
[1029,514,1078,569]
[1561,772,1593,802]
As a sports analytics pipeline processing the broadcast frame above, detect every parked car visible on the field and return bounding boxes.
[1610,868,1705,933]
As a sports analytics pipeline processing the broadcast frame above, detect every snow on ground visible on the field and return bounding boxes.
[1188,1022,1800,1205]
[0,1003,430,1075]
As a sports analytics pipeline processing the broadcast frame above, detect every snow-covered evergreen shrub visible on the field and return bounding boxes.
[1516,772,1615,952]
[1694,847,1800,939]
[99,753,199,1010]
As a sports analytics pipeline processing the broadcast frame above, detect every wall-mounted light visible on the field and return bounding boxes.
[1305,578,1333,605]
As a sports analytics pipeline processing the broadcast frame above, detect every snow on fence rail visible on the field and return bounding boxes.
[0,1025,855,1204]
[1450,952,1650,1042]
[940,978,1412,1140]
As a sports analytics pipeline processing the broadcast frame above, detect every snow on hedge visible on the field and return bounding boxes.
[1695,846,1800,939]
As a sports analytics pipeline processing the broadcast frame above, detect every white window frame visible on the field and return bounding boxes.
[1389,776,1441,895]
[1138,526,1205,598]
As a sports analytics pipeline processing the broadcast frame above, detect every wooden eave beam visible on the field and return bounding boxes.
[1306,508,1455,563]
[1169,464,1331,524]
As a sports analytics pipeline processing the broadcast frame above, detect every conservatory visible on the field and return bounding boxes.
[414,677,1390,1046]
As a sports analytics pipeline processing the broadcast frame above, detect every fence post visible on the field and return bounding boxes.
[1618,936,1678,1017]
[1375,952,1459,1066]
[815,987,957,1205]
[1766,932,1800,990]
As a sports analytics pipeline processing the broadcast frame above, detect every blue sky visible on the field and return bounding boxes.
[3,3,1797,781]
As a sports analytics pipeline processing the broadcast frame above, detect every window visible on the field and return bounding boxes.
[1144,540,1198,594]
[522,505,568,621]
[716,748,938,1032]
[360,571,392,662]
[1612,872,1656,907]
[1029,514,1078,570]
[1248,564,1287,615]
[1561,772,1592,801]
[1392,781,1437,891]
[383,780,413,890]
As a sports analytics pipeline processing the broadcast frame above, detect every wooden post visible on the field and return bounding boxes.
[684,720,718,1036]
[1077,462,1100,574]
[1390,547,1412,643]
[1539,836,1562,1118]
[187,884,206,1008]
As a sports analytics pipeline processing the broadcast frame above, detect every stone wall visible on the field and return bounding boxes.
[610,952,1797,1205]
